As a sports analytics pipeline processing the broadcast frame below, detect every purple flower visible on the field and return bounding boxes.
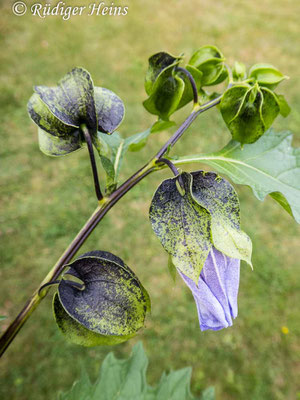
[179,247,240,331]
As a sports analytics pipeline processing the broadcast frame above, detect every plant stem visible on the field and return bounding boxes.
[0,95,221,358]
[156,158,184,190]
[176,66,199,105]
[157,158,180,177]
[155,95,222,159]
[0,162,155,357]
[80,124,103,201]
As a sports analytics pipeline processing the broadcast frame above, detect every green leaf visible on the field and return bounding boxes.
[125,119,174,152]
[191,171,252,266]
[92,342,149,400]
[220,84,280,144]
[154,368,195,400]
[126,129,152,152]
[97,130,151,190]
[94,87,125,134]
[98,154,116,193]
[35,67,98,135]
[59,342,202,400]
[173,129,300,223]
[249,63,288,89]
[53,251,150,346]
[97,121,175,191]
[149,172,212,283]
[189,45,227,86]
[269,191,293,216]
[145,52,182,96]
[143,65,185,120]
[151,119,176,133]
[233,61,247,81]
[38,128,83,157]
[275,94,291,117]
[0,316,6,322]
[97,131,123,188]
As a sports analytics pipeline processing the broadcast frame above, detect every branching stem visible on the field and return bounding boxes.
[0,93,223,358]
[155,95,222,159]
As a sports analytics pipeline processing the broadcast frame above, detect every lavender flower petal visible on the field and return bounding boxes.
[180,247,240,331]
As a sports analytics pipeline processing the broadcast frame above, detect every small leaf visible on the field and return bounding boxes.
[53,251,150,346]
[125,129,152,152]
[249,63,288,89]
[98,154,116,193]
[97,121,175,192]
[145,52,182,96]
[191,171,252,266]
[173,129,300,223]
[0,316,6,322]
[143,65,185,120]
[96,132,123,190]
[35,67,98,135]
[97,129,152,191]
[97,130,151,189]
[151,119,176,133]
[94,87,125,134]
[38,128,83,157]
[275,94,291,117]
[59,342,201,400]
[149,173,212,283]
[189,45,226,86]
[125,119,175,152]
[220,84,280,143]
[233,61,247,81]
[269,191,293,217]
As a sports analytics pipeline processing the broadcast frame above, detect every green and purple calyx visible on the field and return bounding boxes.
[27,67,125,156]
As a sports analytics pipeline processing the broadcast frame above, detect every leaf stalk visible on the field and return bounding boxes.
[176,66,199,105]
[80,124,103,201]
[156,158,185,191]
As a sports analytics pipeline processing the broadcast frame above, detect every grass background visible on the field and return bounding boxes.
[0,0,299,398]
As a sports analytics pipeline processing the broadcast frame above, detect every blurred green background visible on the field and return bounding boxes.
[0,0,299,398]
